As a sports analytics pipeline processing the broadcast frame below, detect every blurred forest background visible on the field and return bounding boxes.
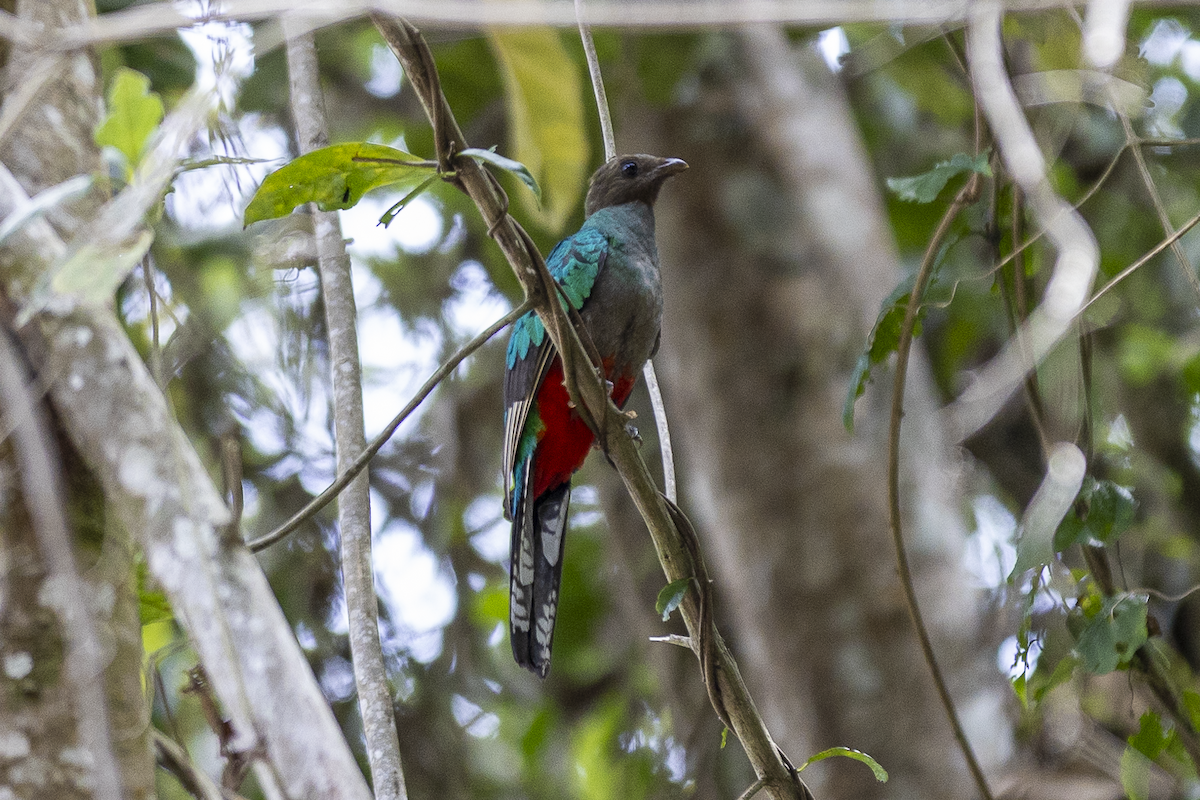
[8,1,1200,799]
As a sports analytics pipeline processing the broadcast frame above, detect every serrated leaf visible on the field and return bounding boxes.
[487,28,588,233]
[1075,594,1148,675]
[95,67,165,169]
[798,747,888,783]
[720,727,728,749]
[243,142,434,226]
[459,147,541,200]
[886,151,991,203]
[656,577,692,621]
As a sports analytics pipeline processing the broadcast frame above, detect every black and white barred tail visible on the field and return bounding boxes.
[509,474,570,678]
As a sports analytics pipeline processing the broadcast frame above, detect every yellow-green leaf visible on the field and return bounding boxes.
[799,747,888,783]
[243,142,435,226]
[95,67,165,170]
[487,29,589,233]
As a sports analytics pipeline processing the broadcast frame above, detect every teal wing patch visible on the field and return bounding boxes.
[505,226,607,368]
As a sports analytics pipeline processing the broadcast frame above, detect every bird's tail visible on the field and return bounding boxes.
[509,477,570,678]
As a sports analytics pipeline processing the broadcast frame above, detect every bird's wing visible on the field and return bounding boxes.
[501,226,608,518]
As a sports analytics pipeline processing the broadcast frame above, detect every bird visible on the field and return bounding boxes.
[502,153,688,678]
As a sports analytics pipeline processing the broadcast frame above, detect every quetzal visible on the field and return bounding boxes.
[503,153,688,677]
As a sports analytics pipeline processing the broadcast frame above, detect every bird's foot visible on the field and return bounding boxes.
[626,422,642,445]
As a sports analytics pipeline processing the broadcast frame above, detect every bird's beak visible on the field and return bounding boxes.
[652,157,689,179]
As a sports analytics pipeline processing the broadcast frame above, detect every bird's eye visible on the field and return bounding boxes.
[620,160,638,177]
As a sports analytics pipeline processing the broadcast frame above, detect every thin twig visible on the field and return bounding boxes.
[0,328,123,800]
[1118,102,1200,303]
[573,0,679,502]
[249,301,529,551]
[575,0,615,163]
[1079,206,1200,315]
[154,729,236,800]
[888,174,995,800]
[736,777,768,800]
[284,26,407,800]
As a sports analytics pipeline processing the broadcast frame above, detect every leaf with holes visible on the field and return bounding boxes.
[243,142,434,225]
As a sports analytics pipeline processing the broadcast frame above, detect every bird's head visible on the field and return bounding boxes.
[584,154,688,217]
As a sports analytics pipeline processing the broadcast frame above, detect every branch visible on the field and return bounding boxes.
[6,0,1186,52]
[284,25,407,800]
[886,174,996,800]
[0,326,123,800]
[371,15,809,799]
[249,301,530,552]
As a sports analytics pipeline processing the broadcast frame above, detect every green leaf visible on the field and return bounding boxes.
[655,577,692,622]
[1029,653,1077,706]
[1183,690,1200,733]
[137,559,173,626]
[459,147,541,200]
[1120,746,1152,800]
[886,152,991,203]
[243,142,434,226]
[720,727,728,749]
[487,29,589,233]
[844,278,914,432]
[37,229,154,319]
[1074,593,1148,675]
[798,747,888,783]
[1054,478,1137,551]
[379,173,441,227]
[95,67,165,169]
[843,258,957,432]
[1129,711,1169,761]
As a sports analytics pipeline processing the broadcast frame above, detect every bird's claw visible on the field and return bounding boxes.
[626,422,642,445]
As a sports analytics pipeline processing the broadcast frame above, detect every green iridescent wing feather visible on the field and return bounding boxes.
[502,225,608,515]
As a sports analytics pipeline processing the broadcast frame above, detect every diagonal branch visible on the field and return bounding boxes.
[371,14,810,800]
[249,300,530,552]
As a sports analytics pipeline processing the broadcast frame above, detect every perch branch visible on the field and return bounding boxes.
[372,15,809,799]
